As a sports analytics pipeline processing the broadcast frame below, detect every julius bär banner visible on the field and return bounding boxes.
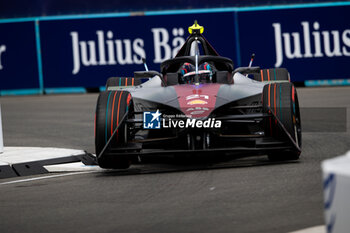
[39,12,236,88]
[237,5,350,82]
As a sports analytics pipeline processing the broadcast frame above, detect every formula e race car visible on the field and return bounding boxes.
[94,21,301,169]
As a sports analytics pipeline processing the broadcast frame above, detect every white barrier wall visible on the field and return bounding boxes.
[322,151,350,233]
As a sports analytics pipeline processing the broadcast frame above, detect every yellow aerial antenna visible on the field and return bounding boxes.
[188,20,204,35]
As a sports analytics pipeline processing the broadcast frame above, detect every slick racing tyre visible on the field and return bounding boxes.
[105,77,141,89]
[262,82,302,161]
[253,68,290,82]
[95,90,132,169]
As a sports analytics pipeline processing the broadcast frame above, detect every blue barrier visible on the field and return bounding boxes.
[2,0,349,19]
[0,22,40,93]
[1,2,350,95]
[237,5,350,82]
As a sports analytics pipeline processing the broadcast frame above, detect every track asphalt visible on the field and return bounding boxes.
[0,86,349,233]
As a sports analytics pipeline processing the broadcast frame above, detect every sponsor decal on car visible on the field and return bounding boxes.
[186,107,210,117]
[185,94,209,100]
[187,99,208,105]
[143,110,221,129]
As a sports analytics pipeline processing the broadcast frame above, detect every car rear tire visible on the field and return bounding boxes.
[95,90,132,169]
[253,68,290,82]
[106,77,141,89]
[262,82,302,161]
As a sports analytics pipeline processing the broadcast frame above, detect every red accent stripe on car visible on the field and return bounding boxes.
[111,91,118,137]
[279,85,282,122]
[132,78,134,86]
[268,84,272,134]
[105,92,113,144]
[116,91,123,141]
[260,69,264,81]
[268,84,271,108]
[267,69,270,81]
[127,93,131,105]
[292,85,295,102]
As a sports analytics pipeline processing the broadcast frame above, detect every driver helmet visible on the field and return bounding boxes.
[180,62,212,84]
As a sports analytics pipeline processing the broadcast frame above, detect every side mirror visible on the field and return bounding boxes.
[134,70,162,78]
[233,66,261,75]
[134,71,166,86]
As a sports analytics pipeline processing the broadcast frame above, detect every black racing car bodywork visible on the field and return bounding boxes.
[95,22,302,169]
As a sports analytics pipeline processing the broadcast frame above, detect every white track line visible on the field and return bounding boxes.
[0,171,96,185]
